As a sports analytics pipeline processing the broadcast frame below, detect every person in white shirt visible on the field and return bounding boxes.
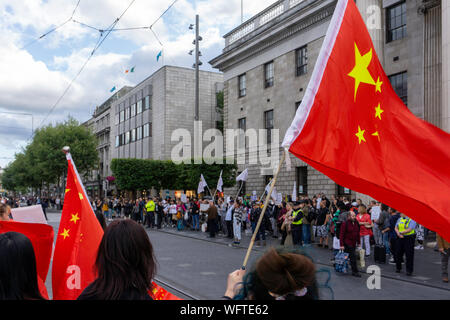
[225,200,234,239]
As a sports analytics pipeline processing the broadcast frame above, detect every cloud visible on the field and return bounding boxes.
[0,0,279,167]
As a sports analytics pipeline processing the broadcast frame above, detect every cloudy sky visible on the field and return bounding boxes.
[0,0,278,168]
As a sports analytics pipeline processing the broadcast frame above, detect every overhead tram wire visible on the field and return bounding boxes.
[27,0,180,141]
[30,0,137,141]
[20,0,82,50]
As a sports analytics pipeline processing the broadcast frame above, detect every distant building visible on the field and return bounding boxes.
[83,65,223,198]
[83,86,133,199]
[210,0,448,200]
[111,65,223,162]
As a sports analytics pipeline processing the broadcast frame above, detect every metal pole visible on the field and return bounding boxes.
[242,151,286,269]
[195,14,199,121]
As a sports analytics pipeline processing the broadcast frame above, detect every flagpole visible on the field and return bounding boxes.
[242,151,286,269]
[234,180,243,201]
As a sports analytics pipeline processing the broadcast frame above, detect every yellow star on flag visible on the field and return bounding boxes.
[348,43,376,101]
[375,77,383,93]
[79,193,84,200]
[372,131,380,141]
[355,126,366,144]
[375,103,384,120]
[60,228,70,240]
[65,188,70,194]
[70,213,80,224]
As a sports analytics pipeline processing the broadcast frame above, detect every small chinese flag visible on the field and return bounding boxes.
[283,0,450,241]
[150,282,182,300]
[0,220,54,299]
[51,152,104,300]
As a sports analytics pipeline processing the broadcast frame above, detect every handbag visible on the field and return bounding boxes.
[332,236,341,250]
[358,248,366,269]
[334,250,350,274]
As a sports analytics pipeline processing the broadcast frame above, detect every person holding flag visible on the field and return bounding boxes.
[0,203,54,299]
[0,232,47,300]
[77,219,157,300]
[52,147,180,300]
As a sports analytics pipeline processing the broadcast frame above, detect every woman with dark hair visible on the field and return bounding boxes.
[77,219,157,300]
[224,247,319,300]
[0,232,45,300]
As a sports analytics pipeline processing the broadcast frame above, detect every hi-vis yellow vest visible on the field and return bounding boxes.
[398,218,415,236]
[292,209,303,225]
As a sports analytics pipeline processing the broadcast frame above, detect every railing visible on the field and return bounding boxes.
[225,0,306,46]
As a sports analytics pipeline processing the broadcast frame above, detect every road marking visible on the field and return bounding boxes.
[200,272,216,275]
[413,276,431,281]
[177,263,192,267]
[158,257,174,261]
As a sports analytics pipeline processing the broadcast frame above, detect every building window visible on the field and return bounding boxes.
[337,184,351,197]
[386,2,406,43]
[264,110,274,145]
[238,74,246,97]
[143,123,150,138]
[115,135,119,147]
[295,45,308,76]
[264,61,274,88]
[125,107,130,120]
[131,103,136,117]
[296,166,307,195]
[144,95,151,110]
[137,126,142,140]
[119,110,125,123]
[389,71,407,105]
[125,131,130,144]
[137,100,142,114]
[238,117,246,149]
[131,128,136,142]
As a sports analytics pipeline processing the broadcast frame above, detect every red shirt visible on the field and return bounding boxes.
[356,213,372,236]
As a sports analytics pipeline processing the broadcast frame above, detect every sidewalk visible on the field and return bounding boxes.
[154,225,450,291]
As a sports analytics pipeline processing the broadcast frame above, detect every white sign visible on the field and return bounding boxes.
[180,194,187,203]
[11,205,47,224]
[275,193,283,205]
[200,203,210,212]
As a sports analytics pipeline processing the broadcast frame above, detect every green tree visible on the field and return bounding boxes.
[2,117,98,193]
[111,158,237,196]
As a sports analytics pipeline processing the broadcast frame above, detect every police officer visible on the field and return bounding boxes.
[291,200,305,246]
[145,197,156,228]
[394,213,416,276]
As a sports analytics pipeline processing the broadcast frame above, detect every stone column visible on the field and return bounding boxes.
[443,1,450,132]
[356,0,384,65]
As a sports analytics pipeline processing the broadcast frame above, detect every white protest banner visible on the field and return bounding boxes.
[11,205,47,224]
[180,194,187,203]
[200,203,210,212]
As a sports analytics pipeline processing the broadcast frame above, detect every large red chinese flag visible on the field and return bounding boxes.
[283,0,450,241]
[0,220,54,299]
[52,153,104,300]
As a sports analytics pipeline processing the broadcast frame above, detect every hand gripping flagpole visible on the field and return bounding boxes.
[241,150,286,269]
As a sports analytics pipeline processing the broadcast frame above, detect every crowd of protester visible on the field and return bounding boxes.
[0,190,448,300]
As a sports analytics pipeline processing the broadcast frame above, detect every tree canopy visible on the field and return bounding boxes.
[2,118,98,193]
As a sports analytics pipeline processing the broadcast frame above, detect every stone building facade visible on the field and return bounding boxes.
[111,65,223,162]
[83,86,132,198]
[210,0,449,201]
